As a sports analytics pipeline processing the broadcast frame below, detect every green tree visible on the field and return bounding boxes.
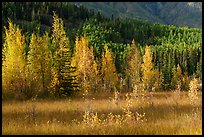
[49,13,77,97]
[196,50,202,80]
[171,64,183,91]
[171,65,178,90]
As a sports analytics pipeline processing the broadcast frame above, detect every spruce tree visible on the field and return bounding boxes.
[50,13,77,97]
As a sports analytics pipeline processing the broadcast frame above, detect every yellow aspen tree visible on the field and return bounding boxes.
[126,39,142,92]
[90,49,100,92]
[50,13,77,96]
[27,32,52,97]
[141,45,156,91]
[101,45,118,92]
[81,36,99,93]
[2,19,28,98]
[72,35,99,93]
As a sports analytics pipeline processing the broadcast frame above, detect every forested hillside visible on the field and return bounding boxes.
[72,2,202,28]
[2,2,96,46]
[2,2,202,99]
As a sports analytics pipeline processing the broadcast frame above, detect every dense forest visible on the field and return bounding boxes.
[2,2,202,100]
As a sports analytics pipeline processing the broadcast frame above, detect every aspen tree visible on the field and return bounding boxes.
[27,32,51,97]
[2,19,28,98]
[126,39,142,92]
[101,45,118,92]
[72,35,99,93]
[141,45,156,91]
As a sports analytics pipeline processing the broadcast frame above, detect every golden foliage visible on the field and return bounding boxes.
[72,35,100,93]
[127,39,142,91]
[28,32,51,95]
[101,45,118,92]
[188,78,199,104]
[141,46,156,91]
[2,19,27,96]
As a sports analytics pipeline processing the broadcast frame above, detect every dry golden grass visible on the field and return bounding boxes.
[2,91,202,135]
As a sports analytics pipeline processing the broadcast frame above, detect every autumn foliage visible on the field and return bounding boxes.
[2,13,201,99]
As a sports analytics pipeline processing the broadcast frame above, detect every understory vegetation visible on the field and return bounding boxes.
[2,91,202,135]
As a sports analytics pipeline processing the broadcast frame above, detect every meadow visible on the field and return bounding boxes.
[2,91,202,135]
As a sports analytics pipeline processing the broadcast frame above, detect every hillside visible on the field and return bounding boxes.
[72,2,202,28]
